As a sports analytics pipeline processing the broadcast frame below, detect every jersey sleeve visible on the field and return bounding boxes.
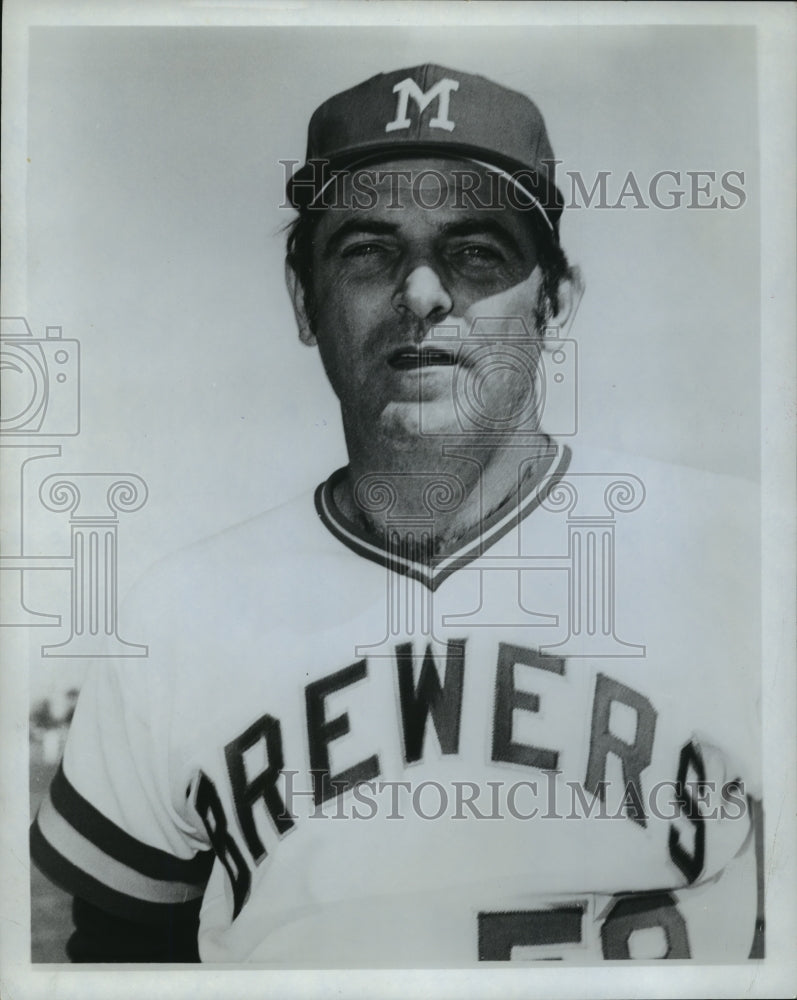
[30,657,214,927]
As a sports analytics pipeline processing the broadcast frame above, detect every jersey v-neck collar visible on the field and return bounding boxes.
[314,442,572,592]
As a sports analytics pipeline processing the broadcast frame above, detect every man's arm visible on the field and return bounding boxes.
[30,655,214,963]
[67,896,202,963]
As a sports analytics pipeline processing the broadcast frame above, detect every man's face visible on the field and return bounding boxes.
[293,158,549,446]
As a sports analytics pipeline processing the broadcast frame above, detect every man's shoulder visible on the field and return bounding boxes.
[567,441,757,489]
[120,477,353,635]
[558,442,760,654]
[566,443,758,535]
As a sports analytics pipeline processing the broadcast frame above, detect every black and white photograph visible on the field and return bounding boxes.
[1,2,794,998]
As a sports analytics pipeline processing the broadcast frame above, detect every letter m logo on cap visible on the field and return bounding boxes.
[385,77,460,133]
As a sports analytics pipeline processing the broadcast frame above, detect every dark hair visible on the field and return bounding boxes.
[285,203,575,334]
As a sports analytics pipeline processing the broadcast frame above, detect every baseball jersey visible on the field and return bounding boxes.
[31,442,764,965]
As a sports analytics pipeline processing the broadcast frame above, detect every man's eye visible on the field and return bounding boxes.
[452,244,504,266]
[341,242,388,258]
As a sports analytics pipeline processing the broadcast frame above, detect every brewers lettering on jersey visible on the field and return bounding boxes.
[31,64,764,964]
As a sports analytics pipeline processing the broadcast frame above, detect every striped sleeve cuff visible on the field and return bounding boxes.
[30,763,213,924]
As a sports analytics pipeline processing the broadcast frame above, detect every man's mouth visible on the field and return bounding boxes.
[388,346,459,370]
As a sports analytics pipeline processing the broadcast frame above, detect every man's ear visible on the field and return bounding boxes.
[285,260,316,346]
[544,267,584,343]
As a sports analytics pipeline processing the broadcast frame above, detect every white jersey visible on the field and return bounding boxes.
[31,442,764,964]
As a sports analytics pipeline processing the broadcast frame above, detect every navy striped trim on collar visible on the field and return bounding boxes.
[315,442,571,591]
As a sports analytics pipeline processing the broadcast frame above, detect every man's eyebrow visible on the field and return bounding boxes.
[322,218,399,256]
[439,219,524,258]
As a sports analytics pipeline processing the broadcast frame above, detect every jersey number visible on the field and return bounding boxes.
[478,892,690,960]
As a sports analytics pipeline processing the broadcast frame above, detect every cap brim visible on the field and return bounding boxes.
[285,142,564,229]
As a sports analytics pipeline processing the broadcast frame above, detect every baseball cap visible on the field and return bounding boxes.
[286,63,564,233]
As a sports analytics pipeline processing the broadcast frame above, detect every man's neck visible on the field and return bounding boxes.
[334,432,558,559]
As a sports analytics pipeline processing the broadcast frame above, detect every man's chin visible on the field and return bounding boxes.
[379,400,463,444]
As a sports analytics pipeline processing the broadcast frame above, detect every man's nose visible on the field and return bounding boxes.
[393,265,453,324]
